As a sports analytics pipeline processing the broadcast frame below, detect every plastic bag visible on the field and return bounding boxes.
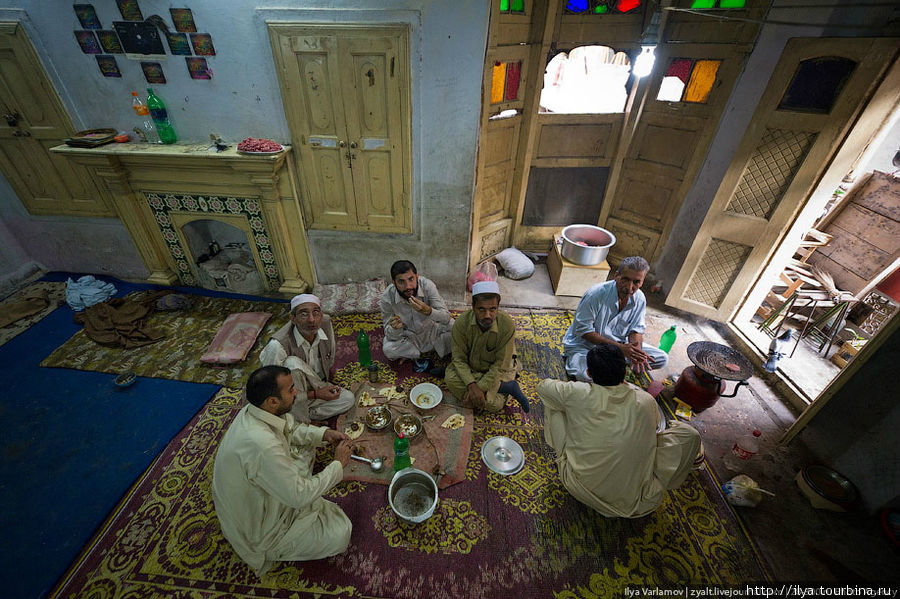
[495,247,535,280]
[722,474,764,507]
[467,260,498,291]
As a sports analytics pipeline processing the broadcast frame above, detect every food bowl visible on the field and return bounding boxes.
[795,465,859,512]
[365,405,393,431]
[560,224,616,266]
[410,382,442,409]
[388,467,438,523]
[394,413,423,438]
[114,371,137,388]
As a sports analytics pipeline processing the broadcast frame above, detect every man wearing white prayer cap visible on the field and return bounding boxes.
[259,293,355,422]
[445,280,530,413]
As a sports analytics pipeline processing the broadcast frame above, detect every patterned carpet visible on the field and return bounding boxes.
[51,311,768,598]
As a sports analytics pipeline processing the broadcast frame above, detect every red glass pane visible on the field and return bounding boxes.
[665,58,693,84]
[616,0,641,12]
[505,61,521,101]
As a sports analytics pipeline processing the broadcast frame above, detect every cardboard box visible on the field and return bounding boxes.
[547,235,610,296]
[830,340,861,368]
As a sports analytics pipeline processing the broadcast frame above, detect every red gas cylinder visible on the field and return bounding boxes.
[673,365,724,413]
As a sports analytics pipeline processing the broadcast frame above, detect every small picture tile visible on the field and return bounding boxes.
[189,33,215,56]
[165,32,192,56]
[141,62,166,84]
[74,4,102,29]
[75,30,101,54]
[186,57,212,80]
[115,0,143,21]
[169,8,197,33]
[96,55,122,78]
[97,30,123,54]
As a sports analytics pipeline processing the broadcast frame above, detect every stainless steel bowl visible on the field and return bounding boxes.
[365,406,393,431]
[388,467,438,523]
[560,224,616,266]
[394,413,423,438]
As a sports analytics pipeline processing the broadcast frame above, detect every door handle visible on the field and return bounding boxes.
[339,140,345,147]
[349,141,357,149]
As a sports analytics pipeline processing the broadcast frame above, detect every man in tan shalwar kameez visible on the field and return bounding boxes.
[538,343,700,518]
[212,365,353,576]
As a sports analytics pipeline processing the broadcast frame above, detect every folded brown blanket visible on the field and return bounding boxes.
[0,288,50,328]
[74,292,169,348]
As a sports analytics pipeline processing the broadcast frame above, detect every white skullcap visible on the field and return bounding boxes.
[472,281,500,297]
[290,293,320,311]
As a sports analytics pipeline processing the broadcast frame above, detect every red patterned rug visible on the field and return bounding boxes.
[51,312,769,598]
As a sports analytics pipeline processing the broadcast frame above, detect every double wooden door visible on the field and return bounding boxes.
[269,24,411,233]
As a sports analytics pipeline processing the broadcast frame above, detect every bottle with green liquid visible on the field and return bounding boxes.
[659,325,677,353]
[393,432,411,471]
[356,330,371,366]
[146,87,177,144]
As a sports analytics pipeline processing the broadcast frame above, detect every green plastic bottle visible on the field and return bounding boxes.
[356,330,371,366]
[146,87,177,144]
[393,432,411,471]
[659,325,677,353]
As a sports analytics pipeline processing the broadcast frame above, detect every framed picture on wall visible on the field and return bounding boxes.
[169,8,197,33]
[141,62,166,84]
[114,21,166,60]
[96,55,122,77]
[97,30,124,54]
[74,4,102,29]
[165,32,192,56]
[186,57,212,80]
[74,31,101,54]
[189,33,215,56]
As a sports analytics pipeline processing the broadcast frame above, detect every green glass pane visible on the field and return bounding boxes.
[511,0,524,11]
[594,4,608,12]
[500,0,510,11]
[719,0,746,7]
[690,0,716,7]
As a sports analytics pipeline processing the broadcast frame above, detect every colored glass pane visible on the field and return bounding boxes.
[491,62,506,104]
[665,58,693,84]
[777,57,856,114]
[690,0,716,7]
[511,0,525,12]
[683,59,720,103]
[719,0,746,7]
[505,61,521,101]
[616,0,641,12]
[594,4,608,13]
[500,0,510,11]
[565,0,589,13]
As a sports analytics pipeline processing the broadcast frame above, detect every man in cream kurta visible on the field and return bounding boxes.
[259,293,354,422]
[538,343,700,518]
[380,260,453,361]
[212,365,352,576]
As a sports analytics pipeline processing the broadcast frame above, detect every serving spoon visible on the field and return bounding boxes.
[351,455,384,472]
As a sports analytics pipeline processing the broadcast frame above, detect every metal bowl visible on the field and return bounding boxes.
[410,382,442,410]
[365,405,393,431]
[394,413,423,438]
[114,371,137,388]
[560,224,616,266]
[388,467,438,523]
[801,465,859,506]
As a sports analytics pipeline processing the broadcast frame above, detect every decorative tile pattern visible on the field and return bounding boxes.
[726,128,816,219]
[859,290,898,336]
[145,192,281,291]
[479,225,509,260]
[684,238,752,308]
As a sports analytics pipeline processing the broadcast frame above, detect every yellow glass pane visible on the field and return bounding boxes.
[683,60,720,103]
[491,62,506,103]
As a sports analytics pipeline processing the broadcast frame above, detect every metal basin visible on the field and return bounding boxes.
[560,224,616,266]
[388,467,438,523]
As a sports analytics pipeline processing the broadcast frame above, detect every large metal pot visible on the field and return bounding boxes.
[560,224,616,266]
[388,467,438,523]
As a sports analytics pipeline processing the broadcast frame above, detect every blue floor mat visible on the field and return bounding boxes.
[0,273,254,598]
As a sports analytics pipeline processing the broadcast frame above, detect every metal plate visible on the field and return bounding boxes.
[802,465,858,504]
[481,436,525,475]
[686,341,753,381]
[394,413,422,438]
[365,406,392,430]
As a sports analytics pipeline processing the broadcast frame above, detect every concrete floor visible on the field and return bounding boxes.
[494,263,897,583]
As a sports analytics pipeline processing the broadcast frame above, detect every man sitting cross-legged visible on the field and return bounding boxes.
[259,293,354,423]
[538,343,701,518]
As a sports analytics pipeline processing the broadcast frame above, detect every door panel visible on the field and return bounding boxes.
[0,23,112,216]
[667,38,899,320]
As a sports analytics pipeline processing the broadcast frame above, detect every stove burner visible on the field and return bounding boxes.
[686,341,753,381]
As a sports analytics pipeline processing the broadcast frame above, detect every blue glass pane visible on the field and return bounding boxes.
[566,0,589,13]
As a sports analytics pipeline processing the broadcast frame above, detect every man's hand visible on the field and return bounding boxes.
[315,385,341,401]
[464,382,486,410]
[621,343,650,374]
[408,296,432,316]
[334,440,352,467]
[388,314,403,330]
[323,428,350,445]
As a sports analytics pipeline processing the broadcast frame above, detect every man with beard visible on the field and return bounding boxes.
[445,281,530,413]
[259,294,355,422]
[212,365,353,576]
[563,256,667,382]
[379,260,453,373]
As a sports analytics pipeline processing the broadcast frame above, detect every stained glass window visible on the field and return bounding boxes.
[690,0,745,7]
[777,57,856,114]
[657,58,721,103]
[500,0,525,13]
[564,0,641,14]
[491,60,522,104]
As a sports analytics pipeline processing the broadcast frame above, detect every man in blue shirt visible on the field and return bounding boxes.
[563,256,667,381]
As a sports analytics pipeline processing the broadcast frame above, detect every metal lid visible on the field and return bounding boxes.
[481,436,525,475]
[686,341,753,381]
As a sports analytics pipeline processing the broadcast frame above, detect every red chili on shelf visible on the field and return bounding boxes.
[237,137,282,152]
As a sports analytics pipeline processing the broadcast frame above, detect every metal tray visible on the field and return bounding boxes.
[481,436,525,475]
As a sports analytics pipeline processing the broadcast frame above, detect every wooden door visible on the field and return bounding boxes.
[667,38,899,320]
[269,24,411,233]
[0,22,112,216]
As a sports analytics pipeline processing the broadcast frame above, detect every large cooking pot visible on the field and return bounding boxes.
[560,224,616,266]
[388,467,438,523]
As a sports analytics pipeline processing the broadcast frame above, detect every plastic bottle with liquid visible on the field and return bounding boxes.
[723,429,761,471]
[146,87,177,144]
[659,325,677,353]
[130,91,157,143]
[356,330,371,367]
[393,432,411,471]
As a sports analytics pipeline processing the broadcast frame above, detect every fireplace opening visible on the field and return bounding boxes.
[181,219,264,294]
